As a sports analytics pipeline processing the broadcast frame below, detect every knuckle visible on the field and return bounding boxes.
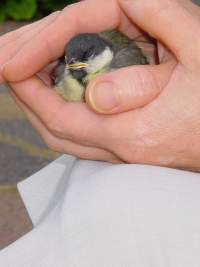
[46,116,64,137]
[45,105,67,137]
[123,68,156,102]
[46,142,59,152]
[77,152,92,160]
[140,68,155,92]
[142,67,160,96]
[132,69,148,97]
[43,136,61,152]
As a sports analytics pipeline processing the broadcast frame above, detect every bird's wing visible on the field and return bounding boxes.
[101,30,157,66]
[100,30,133,50]
[100,30,148,67]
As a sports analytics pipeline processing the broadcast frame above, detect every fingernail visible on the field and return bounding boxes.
[88,82,119,113]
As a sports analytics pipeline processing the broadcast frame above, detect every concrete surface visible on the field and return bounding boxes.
[0,85,59,185]
[0,186,33,249]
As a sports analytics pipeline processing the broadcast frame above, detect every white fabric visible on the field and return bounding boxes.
[0,154,200,266]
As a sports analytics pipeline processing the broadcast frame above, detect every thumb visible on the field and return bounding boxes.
[86,60,175,114]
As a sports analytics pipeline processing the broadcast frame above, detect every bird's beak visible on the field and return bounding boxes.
[66,62,89,70]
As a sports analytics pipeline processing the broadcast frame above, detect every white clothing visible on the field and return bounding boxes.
[0,155,200,266]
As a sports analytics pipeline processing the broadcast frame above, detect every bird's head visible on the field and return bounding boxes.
[64,33,114,84]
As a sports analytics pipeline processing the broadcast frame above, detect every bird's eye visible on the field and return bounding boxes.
[82,48,94,61]
[87,49,95,58]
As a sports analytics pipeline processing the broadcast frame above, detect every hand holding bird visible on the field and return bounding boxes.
[1,0,200,170]
[52,31,150,102]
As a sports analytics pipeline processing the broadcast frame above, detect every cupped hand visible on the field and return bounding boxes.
[1,0,200,170]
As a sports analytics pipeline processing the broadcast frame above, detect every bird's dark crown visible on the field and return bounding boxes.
[65,33,113,63]
[64,33,113,82]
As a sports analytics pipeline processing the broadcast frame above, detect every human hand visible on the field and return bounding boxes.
[85,0,200,170]
[0,0,159,163]
[1,0,200,170]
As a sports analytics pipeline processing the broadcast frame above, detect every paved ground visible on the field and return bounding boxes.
[0,22,59,249]
[0,85,59,185]
[0,186,33,249]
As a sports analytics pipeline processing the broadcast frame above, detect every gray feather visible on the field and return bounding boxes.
[101,30,149,68]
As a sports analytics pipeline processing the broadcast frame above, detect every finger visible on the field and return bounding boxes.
[119,0,200,66]
[0,11,59,55]
[0,16,55,49]
[157,42,175,63]
[0,22,40,84]
[86,59,176,114]
[0,12,60,76]
[117,10,145,41]
[0,21,40,49]
[11,91,121,163]
[9,75,111,148]
[0,12,60,84]
[2,0,122,82]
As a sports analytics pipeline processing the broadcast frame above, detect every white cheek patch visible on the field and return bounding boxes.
[86,47,114,73]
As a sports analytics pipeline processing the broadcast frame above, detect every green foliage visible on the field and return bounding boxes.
[38,0,76,12]
[0,0,77,22]
[5,0,37,20]
[0,5,6,22]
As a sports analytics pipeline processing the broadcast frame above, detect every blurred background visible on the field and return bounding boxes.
[0,0,76,22]
[0,0,76,249]
[0,0,200,251]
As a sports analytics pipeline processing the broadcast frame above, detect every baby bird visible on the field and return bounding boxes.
[52,31,149,102]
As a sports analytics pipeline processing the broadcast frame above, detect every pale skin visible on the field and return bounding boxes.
[0,0,200,170]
